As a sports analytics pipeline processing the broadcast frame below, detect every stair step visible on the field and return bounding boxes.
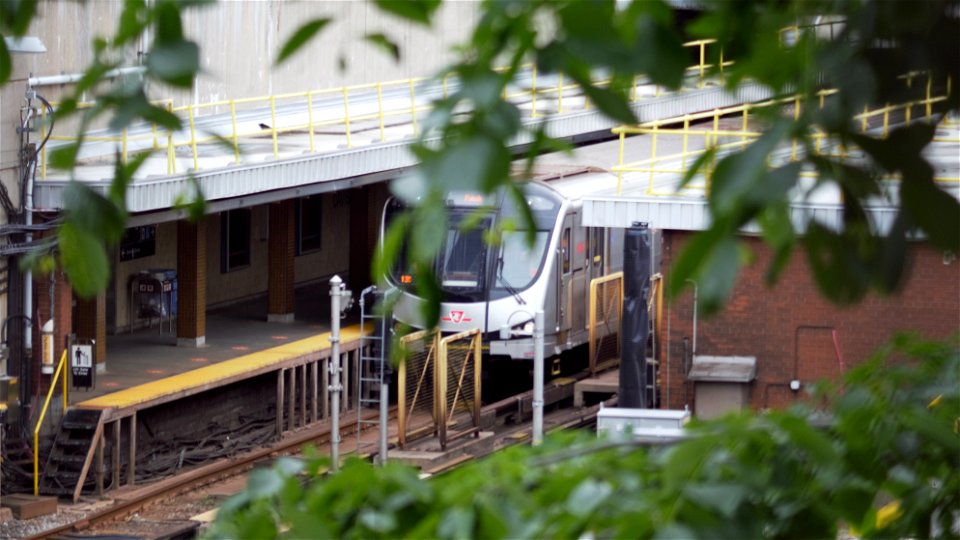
[50,453,87,464]
[58,438,92,447]
[39,487,74,497]
[61,421,98,430]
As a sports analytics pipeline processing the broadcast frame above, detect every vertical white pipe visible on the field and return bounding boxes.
[329,275,342,472]
[379,383,388,465]
[532,310,544,446]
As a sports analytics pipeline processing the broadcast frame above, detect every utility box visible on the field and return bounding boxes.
[688,356,757,420]
[129,269,178,333]
[597,408,690,443]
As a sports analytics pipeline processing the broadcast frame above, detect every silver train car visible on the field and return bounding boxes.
[383,173,625,360]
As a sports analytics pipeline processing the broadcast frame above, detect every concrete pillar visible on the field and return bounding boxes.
[76,292,106,370]
[176,219,206,347]
[31,270,72,393]
[268,200,296,323]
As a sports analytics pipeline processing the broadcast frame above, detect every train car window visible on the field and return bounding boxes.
[494,231,549,296]
[220,208,251,272]
[562,228,571,274]
[295,196,323,255]
[591,227,604,267]
[441,220,489,289]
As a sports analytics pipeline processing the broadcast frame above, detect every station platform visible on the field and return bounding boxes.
[65,281,357,406]
[23,282,380,501]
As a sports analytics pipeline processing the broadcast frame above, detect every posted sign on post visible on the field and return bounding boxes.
[70,342,95,390]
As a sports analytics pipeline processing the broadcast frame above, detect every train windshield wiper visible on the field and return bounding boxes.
[497,256,526,305]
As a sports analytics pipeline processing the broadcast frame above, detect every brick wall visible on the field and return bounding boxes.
[657,231,960,411]
[31,270,72,394]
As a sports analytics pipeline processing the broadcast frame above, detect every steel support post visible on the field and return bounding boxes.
[329,276,343,472]
[533,310,545,446]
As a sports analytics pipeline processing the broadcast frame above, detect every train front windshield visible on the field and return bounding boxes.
[441,216,491,291]
[386,183,561,303]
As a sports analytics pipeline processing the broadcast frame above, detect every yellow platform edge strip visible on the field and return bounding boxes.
[78,325,367,410]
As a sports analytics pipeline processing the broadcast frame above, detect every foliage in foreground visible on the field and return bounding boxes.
[206,334,959,539]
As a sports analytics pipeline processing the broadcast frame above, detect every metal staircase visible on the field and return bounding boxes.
[40,409,104,501]
[356,286,392,462]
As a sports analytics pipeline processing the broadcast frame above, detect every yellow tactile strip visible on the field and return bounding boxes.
[78,325,365,410]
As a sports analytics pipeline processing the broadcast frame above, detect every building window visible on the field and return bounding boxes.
[296,196,323,255]
[221,209,251,272]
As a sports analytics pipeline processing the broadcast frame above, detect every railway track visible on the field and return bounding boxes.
[26,366,613,539]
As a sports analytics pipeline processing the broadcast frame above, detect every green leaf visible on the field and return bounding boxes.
[566,479,612,518]
[364,33,400,63]
[276,18,331,65]
[50,143,81,171]
[374,0,440,26]
[708,123,789,217]
[410,202,446,264]
[632,11,688,89]
[677,147,716,190]
[684,483,748,518]
[109,150,150,208]
[421,135,510,193]
[246,468,284,498]
[58,222,110,298]
[669,226,741,314]
[147,39,199,88]
[900,162,960,251]
[115,0,148,45]
[438,507,475,539]
[63,182,127,246]
[579,81,636,124]
[172,174,207,222]
[154,0,184,42]
[802,222,869,304]
[359,509,397,533]
[1,0,38,35]
[756,201,796,285]
[0,38,11,85]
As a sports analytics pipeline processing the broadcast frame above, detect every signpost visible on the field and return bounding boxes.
[70,341,95,390]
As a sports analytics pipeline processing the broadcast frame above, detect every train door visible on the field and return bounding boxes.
[570,219,588,335]
[557,216,573,341]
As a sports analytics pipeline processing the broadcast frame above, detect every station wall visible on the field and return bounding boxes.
[657,231,960,413]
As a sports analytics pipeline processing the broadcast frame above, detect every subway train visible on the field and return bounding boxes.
[382,173,629,361]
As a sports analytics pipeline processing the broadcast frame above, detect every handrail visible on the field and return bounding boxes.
[610,74,956,195]
[39,39,730,180]
[34,349,69,495]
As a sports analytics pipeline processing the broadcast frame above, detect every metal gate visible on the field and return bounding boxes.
[396,329,438,448]
[588,271,624,375]
[436,329,482,449]
[396,328,483,449]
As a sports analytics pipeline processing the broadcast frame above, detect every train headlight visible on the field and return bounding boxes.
[499,320,535,340]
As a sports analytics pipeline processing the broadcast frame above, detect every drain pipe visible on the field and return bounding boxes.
[27,66,146,89]
[532,310,544,446]
[685,279,698,358]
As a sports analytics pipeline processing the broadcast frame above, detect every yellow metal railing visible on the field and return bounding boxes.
[33,349,68,495]
[41,39,734,179]
[588,271,624,376]
[611,74,956,196]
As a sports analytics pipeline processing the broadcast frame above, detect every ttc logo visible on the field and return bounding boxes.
[441,310,473,324]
